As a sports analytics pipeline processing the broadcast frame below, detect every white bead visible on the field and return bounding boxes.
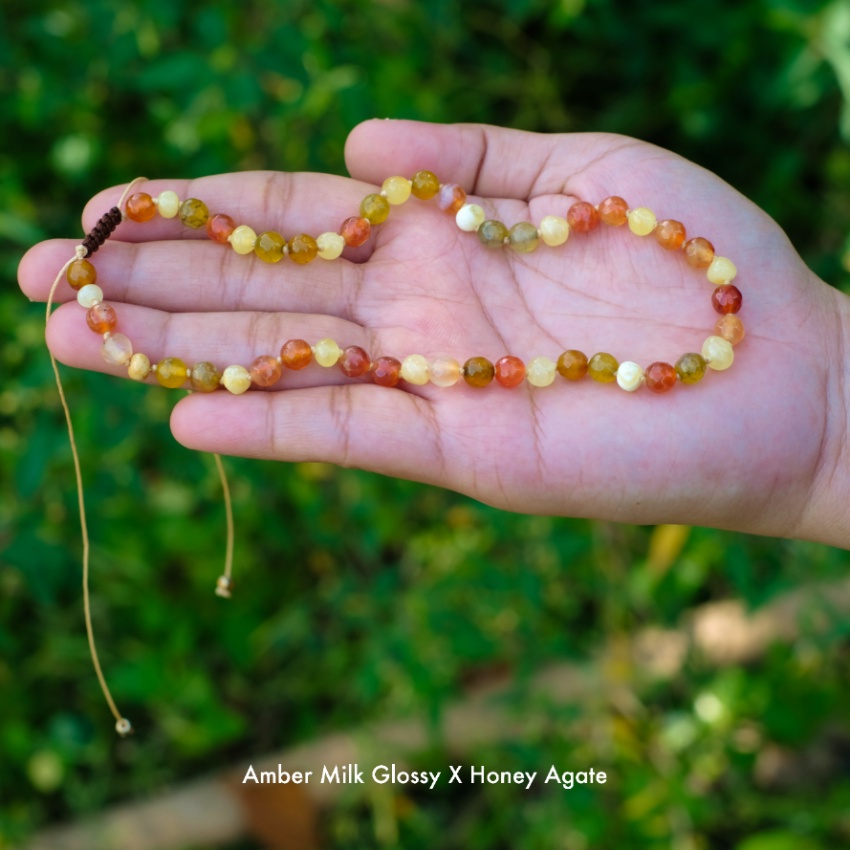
[101,333,133,366]
[221,365,252,394]
[539,215,570,247]
[76,284,103,308]
[526,356,556,387]
[400,354,430,385]
[702,335,734,370]
[155,191,180,219]
[316,232,345,260]
[616,361,644,392]
[455,204,486,232]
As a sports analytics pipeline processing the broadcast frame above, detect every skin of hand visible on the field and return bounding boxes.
[18,120,850,549]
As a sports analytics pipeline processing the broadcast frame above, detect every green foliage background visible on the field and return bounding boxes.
[1,0,850,848]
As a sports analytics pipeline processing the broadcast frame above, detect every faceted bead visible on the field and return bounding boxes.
[340,217,371,247]
[628,207,657,236]
[190,361,221,392]
[429,357,461,387]
[86,302,117,333]
[401,354,430,385]
[156,356,188,389]
[712,284,743,314]
[557,349,588,380]
[616,361,644,392]
[707,256,737,284]
[313,338,342,367]
[526,356,557,387]
[250,355,282,387]
[655,219,686,250]
[288,234,318,264]
[371,356,402,387]
[255,230,286,263]
[206,213,236,244]
[339,345,371,378]
[411,170,440,200]
[126,192,156,223]
[683,237,714,268]
[539,215,570,247]
[317,232,345,260]
[645,362,677,393]
[508,222,540,253]
[437,183,466,214]
[127,353,151,382]
[714,314,745,346]
[229,225,257,255]
[598,196,629,226]
[102,333,133,366]
[456,204,485,232]
[382,176,412,205]
[179,198,209,228]
[156,190,180,219]
[76,284,103,308]
[702,335,734,371]
[588,352,619,383]
[361,193,390,224]
[566,202,599,233]
[281,339,313,370]
[221,365,252,395]
[478,219,508,248]
[463,357,495,387]
[675,352,707,384]
[66,258,96,290]
[494,355,526,388]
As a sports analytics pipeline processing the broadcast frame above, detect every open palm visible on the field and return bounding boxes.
[21,120,850,545]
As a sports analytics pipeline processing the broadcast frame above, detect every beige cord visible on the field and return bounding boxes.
[213,453,235,598]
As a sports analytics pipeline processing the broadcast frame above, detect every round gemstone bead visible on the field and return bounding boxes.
[683,237,715,268]
[250,355,282,387]
[401,354,430,385]
[463,357,495,387]
[206,213,236,244]
[645,362,678,394]
[566,202,599,233]
[313,338,343,367]
[76,284,103,308]
[66,258,97,290]
[557,349,588,380]
[281,339,313,370]
[478,220,508,248]
[86,302,117,334]
[127,353,151,382]
[675,352,707,384]
[411,170,440,200]
[539,215,570,247]
[156,357,188,389]
[361,194,390,224]
[340,217,371,247]
[190,361,221,392]
[456,204,485,232]
[628,207,657,236]
[179,198,209,228]
[102,333,133,366]
[598,196,629,226]
[712,284,743,314]
[655,219,686,250]
[508,222,539,253]
[707,256,737,284]
[616,361,644,392]
[494,355,526,388]
[221,365,252,395]
[156,191,180,219]
[126,192,156,223]
[382,176,412,205]
[229,225,258,255]
[339,345,371,378]
[429,357,462,387]
[437,183,466,214]
[288,234,318,264]
[317,232,345,260]
[588,352,619,383]
[255,231,286,263]
[702,335,735,370]
[371,356,402,387]
[714,314,745,346]
[526,356,557,387]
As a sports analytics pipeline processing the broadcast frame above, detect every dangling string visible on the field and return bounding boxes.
[213,453,235,598]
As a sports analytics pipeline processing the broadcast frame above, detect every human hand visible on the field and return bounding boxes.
[18,120,850,547]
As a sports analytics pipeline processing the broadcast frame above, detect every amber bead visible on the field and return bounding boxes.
[126,192,157,223]
[598,196,629,226]
[206,213,236,244]
[361,194,390,225]
[153,357,187,389]
[66,258,97,290]
[371,356,402,387]
[557,349,588,380]
[411,170,440,200]
[655,219,686,251]
[567,202,599,233]
[288,234,318,264]
[190,361,221,392]
[340,217,371,247]
[340,345,371,378]
[281,339,313,370]
[255,231,286,263]
[587,352,618,383]
[711,284,743,314]
[645,362,677,394]
[494,355,526,388]
[478,220,508,248]
[675,352,707,384]
[179,198,209,228]
[250,355,282,387]
[683,237,714,268]
[437,183,466,214]
[508,222,539,253]
[714,314,745,346]
[86,302,117,334]
[463,357,495,387]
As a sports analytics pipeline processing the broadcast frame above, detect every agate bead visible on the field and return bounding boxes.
[644,362,677,394]
[67,258,96,290]
[179,198,209,228]
[494,355,526,388]
[598,196,629,226]
[361,194,390,225]
[714,314,745,346]
[207,214,236,244]
[628,207,657,236]
[317,232,345,260]
[588,352,619,383]
[567,202,599,233]
[255,231,286,263]
[250,355,282,387]
[156,357,188,389]
[675,353,707,384]
[86,302,117,334]
[126,192,156,223]
[340,217,371,247]
[655,219,686,250]
[683,237,714,268]
[711,284,743,314]
[526,356,557,387]
[411,170,440,200]
[382,176,411,205]
[221,365,252,395]
[339,345,371,378]
[707,256,737,284]
[429,357,462,387]
[281,339,313,370]
[313,338,342,367]
[557,349,588,381]
[288,234,318,264]
[101,333,133,366]
[437,183,466,214]
[508,222,539,253]
[539,216,570,247]
[463,357,495,387]
[371,356,402,387]
[190,361,222,392]
[478,220,508,248]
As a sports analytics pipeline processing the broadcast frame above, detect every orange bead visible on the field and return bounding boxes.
[683,237,715,268]
[645,362,677,393]
[711,284,743,314]
[126,192,156,223]
[598,196,628,226]
[206,213,235,244]
[437,183,466,214]
[340,345,371,378]
[66,258,97,290]
[463,357,495,387]
[281,339,313,370]
[86,302,117,333]
[288,233,318,264]
[340,217,371,247]
[655,219,686,250]
[494,355,526,388]
[566,202,599,233]
[250,355,282,387]
[371,356,402,387]
[411,170,440,200]
[714,314,746,346]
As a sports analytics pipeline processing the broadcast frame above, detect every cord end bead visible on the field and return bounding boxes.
[115,717,133,737]
[215,576,233,598]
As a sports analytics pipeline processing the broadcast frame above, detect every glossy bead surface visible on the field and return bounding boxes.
[221,365,252,395]
[156,190,180,219]
[675,352,707,384]
[156,357,188,389]
[411,170,440,200]
[317,232,345,260]
[567,202,599,233]
[371,356,402,387]
[281,339,312,370]
[712,284,743,314]
[526,356,557,387]
[76,284,103,308]
[655,219,686,250]
[429,357,461,387]
[288,234,318,264]
[478,220,508,248]
[102,333,133,365]
[66,258,97,290]
[598,196,629,226]
[127,353,151,382]
[645,362,677,393]
[179,198,209,228]
[250,355,282,387]
[126,192,156,223]
[628,207,657,236]
[339,345,371,378]
[229,225,258,255]
[255,230,286,263]
[707,256,737,284]
[313,338,342,367]
[683,237,714,268]
[401,354,430,385]
[557,349,588,380]
[382,176,411,205]
[714,314,745,346]
[508,222,539,253]
[702,335,734,370]
[456,204,485,232]
[539,215,570,247]
[86,302,117,333]
[616,361,644,392]
[588,352,619,383]
[463,357,495,387]
[190,361,221,392]
[361,193,390,224]
[340,216,371,247]
[494,355,526,388]
[437,183,466,214]
[206,213,236,244]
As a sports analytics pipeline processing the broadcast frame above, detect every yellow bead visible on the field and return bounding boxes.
[155,357,188,389]
[317,232,345,260]
[455,204,485,232]
[229,225,258,255]
[628,207,657,236]
[288,233,319,264]
[255,231,286,263]
[361,194,390,225]
[179,198,209,228]
[539,215,570,247]
[411,170,440,200]
[616,361,644,392]
[313,338,342,367]
[429,357,461,387]
[382,176,412,205]
[588,352,619,383]
[156,191,180,219]
[526,356,556,387]
[76,284,103,308]
[221,365,252,394]
[400,354,430,385]
[707,256,737,284]
[127,353,151,382]
[702,335,735,370]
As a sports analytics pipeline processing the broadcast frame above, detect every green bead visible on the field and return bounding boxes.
[478,220,508,248]
[675,353,707,384]
[588,352,619,383]
[179,198,209,228]
[508,222,540,253]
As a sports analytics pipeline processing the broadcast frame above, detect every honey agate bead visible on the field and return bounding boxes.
[526,356,557,387]
[702,335,734,371]
[127,353,151,382]
[221,365,252,395]
[463,357,495,387]
[250,355,282,387]
[361,194,390,224]
[494,355,526,388]
[156,357,188,389]
[508,222,539,253]
[207,213,236,244]
[382,176,411,205]
[587,352,619,383]
[598,196,629,226]
[86,302,117,334]
[539,216,570,247]
[567,202,599,233]
[126,192,156,223]
[683,237,714,268]
[437,183,466,214]
[229,225,258,254]
[557,349,588,380]
[255,231,286,263]
[317,232,345,260]
[340,217,371,247]
[191,361,222,392]
[707,256,737,284]
[628,207,657,236]
[655,220,686,250]
[478,220,508,248]
[179,198,209,228]
[313,338,342,367]
[288,234,318,264]
[67,258,96,290]
[644,362,677,394]
[371,356,402,387]
[339,345,371,378]
[281,339,313,370]
[156,191,180,219]
[429,357,461,387]
[411,170,440,200]
[714,314,745,346]
[675,353,707,384]
[711,284,743,314]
